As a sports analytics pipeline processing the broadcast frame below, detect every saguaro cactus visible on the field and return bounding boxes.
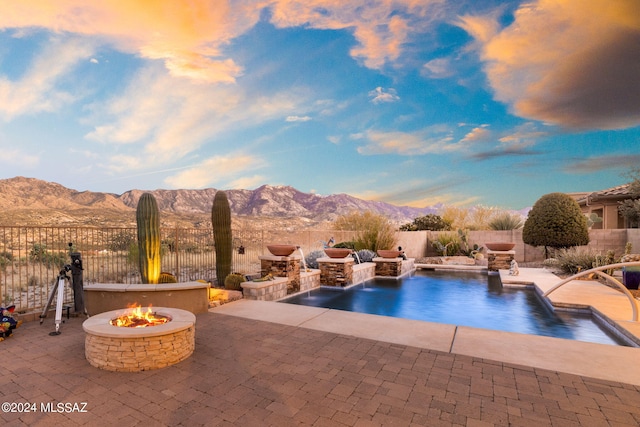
[136,192,161,284]
[212,190,232,286]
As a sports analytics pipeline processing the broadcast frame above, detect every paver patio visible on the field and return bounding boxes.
[2,308,640,426]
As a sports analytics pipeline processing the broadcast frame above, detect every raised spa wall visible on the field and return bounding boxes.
[241,255,415,301]
[84,281,210,316]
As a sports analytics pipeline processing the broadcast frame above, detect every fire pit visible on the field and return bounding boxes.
[83,306,195,372]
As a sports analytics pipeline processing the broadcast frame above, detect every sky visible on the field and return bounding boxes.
[1,0,639,210]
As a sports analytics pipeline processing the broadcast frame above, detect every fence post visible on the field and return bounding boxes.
[174,227,180,281]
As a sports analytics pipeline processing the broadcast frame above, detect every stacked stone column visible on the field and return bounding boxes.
[318,257,354,287]
[487,250,515,272]
[259,254,301,294]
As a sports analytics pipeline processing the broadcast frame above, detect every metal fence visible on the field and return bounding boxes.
[0,225,355,314]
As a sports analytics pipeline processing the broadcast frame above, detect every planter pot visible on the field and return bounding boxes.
[324,248,352,258]
[377,250,402,258]
[622,267,640,290]
[266,244,297,256]
[485,242,515,251]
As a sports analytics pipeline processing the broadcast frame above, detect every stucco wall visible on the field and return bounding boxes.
[396,229,637,263]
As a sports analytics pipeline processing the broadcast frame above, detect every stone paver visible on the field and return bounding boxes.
[1,313,640,426]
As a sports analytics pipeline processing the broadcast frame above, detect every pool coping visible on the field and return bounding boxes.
[211,267,640,386]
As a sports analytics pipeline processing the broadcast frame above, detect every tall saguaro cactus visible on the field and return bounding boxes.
[212,190,232,286]
[136,192,161,284]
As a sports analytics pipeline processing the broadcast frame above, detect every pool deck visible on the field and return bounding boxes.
[2,267,640,426]
[214,268,640,386]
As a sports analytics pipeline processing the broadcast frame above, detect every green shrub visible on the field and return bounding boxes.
[523,193,589,257]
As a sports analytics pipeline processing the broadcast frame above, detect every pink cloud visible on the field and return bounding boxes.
[460,0,640,130]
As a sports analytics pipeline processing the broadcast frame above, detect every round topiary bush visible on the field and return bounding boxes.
[523,192,589,257]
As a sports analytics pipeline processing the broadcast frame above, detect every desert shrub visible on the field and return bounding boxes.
[224,273,245,291]
[333,211,396,251]
[356,249,376,263]
[305,250,326,269]
[432,233,460,256]
[489,212,524,230]
[29,244,67,269]
[439,205,500,230]
[552,248,598,275]
[0,251,13,271]
[523,193,589,257]
[109,231,135,251]
[400,214,451,231]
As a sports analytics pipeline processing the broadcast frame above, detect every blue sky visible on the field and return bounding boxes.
[1,0,639,210]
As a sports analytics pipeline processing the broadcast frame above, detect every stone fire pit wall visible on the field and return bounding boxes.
[487,250,515,272]
[83,307,196,372]
[259,254,301,294]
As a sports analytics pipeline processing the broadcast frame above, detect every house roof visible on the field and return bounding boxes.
[574,183,632,206]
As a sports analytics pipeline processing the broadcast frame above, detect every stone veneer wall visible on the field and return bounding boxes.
[352,262,376,285]
[401,259,415,276]
[85,327,195,372]
[318,258,354,287]
[487,251,515,271]
[374,258,402,276]
[260,255,301,294]
[241,277,288,301]
[300,270,321,292]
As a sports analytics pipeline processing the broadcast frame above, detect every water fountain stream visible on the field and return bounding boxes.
[297,246,309,271]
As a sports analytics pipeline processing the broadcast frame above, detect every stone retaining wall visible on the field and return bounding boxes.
[241,277,288,301]
[84,282,210,316]
[300,270,321,292]
[353,262,375,285]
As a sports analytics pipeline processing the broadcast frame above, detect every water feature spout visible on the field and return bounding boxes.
[297,246,309,271]
[352,250,361,264]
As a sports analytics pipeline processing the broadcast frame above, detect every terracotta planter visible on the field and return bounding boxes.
[266,244,297,256]
[485,242,515,251]
[377,250,402,258]
[324,248,352,258]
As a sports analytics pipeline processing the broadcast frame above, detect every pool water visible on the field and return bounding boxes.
[282,270,627,346]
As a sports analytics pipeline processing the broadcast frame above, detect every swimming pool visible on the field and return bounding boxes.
[282,270,627,346]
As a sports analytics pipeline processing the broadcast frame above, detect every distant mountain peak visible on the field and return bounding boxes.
[0,176,440,225]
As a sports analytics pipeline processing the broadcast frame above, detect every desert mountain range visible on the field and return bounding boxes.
[0,177,438,228]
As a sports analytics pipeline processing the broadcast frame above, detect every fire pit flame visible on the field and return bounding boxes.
[110,304,171,328]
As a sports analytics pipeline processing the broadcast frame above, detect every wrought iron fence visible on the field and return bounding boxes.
[0,225,355,314]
